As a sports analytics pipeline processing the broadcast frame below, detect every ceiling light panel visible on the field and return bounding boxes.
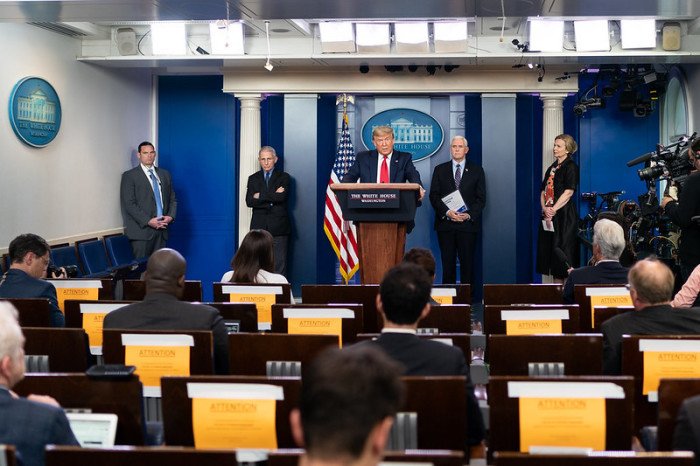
[394,22,429,53]
[209,22,244,55]
[433,21,468,53]
[529,19,564,52]
[621,19,657,49]
[319,21,356,53]
[151,22,187,55]
[355,23,390,53]
[574,20,610,52]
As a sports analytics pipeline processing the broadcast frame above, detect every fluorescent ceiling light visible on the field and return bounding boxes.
[355,23,390,53]
[319,21,356,53]
[209,22,244,55]
[621,19,657,49]
[151,22,187,55]
[574,20,610,52]
[394,22,429,53]
[529,19,564,52]
[434,21,468,53]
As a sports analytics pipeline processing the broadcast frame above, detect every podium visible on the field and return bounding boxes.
[331,183,421,284]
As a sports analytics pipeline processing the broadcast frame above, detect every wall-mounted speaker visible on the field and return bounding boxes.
[116,28,137,56]
[662,22,681,51]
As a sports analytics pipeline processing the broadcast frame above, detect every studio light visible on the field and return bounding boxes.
[359,64,369,74]
[264,20,273,71]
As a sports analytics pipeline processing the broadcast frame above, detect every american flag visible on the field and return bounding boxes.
[324,112,359,282]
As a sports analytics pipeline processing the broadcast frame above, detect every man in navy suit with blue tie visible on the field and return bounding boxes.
[342,126,424,199]
[429,136,486,286]
[120,141,177,258]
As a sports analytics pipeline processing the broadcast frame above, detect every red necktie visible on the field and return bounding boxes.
[380,156,389,183]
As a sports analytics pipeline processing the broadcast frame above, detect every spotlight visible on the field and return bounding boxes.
[512,39,529,52]
[385,65,403,73]
[444,65,459,73]
[408,64,418,72]
[359,65,369,74]
[527,63,534,69]
[426,65,440,75]
[264,61,274,71]
[573,97,606,116]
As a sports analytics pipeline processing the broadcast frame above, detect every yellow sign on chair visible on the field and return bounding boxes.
[188,382,284,449]
[223,285,284,328]
[283,308,354,347]
[639,339,700,400]
[430,287,457,305]
[501,309,569,335]
[122,333,194,397]
[586,287,632,328]
[48,279,102,313]
[80,302,129,354]
[508,381,625,452]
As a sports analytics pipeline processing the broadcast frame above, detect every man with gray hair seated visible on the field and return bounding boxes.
[0,302,79,466]
[563,218,629,304]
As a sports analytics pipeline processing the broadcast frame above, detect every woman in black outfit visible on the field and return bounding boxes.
[536,134,579,281]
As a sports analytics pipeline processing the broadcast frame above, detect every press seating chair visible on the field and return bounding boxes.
[270,303,364,345]
[493,452,693,466]
[23,327,89,372]
[487,334,604,375]
[50,245,84,278]
[621,334,700,433]
[489,376,635,460]
[483,284,563,306]
[104,234,147,277]
[228,333,338,376]
[14,373,147,445]
[77,239,124,278]
[2,298,51,327]
[125,279,202,302]
[302,284,380,332]
[657,378,700,451]
[574,283,630,331]
[202,302,258,333]
[483,304,579,335]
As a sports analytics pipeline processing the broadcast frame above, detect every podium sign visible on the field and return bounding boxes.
[331,183,420,284]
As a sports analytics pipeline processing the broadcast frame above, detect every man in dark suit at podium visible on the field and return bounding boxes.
[429,136,485,285]
[120,141,177,258]
[342,126,424,201]
[562,218,629,304]
[246,146,291,276]
[366,263,486,458]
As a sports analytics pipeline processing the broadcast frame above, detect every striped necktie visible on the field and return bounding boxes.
[149,168,163,217]
[455,164,462,189]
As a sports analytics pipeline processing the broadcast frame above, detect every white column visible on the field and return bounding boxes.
[539,93,568,283]
[539,93,569,178]
[235,93,262,245]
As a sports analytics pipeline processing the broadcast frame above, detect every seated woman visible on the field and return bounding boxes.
[221,229,294,301]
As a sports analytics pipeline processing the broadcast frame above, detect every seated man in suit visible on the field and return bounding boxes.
[673,393,700,465]
[367,263,486,458]
[290,345,403,466]
[0,233,65,327]
[0,302,79,466]
[563,218,629,304]
[602,258,700,375]
[103,248,229,374]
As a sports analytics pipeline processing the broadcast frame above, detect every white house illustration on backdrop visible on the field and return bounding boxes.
[373,117,434,143]
[17,89,57,124]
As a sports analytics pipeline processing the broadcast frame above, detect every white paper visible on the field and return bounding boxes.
[542,219,554,232]
[442,190,468,213]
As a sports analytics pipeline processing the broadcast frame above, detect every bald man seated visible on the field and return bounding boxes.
[103,248,229,374]
[601,258,700,375]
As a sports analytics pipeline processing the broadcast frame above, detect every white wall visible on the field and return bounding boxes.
[682,64,699,133]
[0,23,153,249]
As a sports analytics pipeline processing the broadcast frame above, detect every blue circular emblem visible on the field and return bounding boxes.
[361,108,444,162]
[9,77,62,148]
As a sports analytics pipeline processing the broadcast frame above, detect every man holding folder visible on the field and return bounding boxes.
[429,136,486,285]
